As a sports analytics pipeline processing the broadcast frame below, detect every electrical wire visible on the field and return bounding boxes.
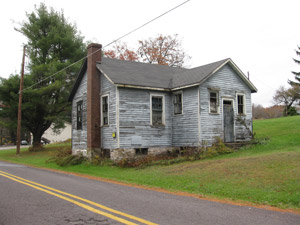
[20,0,191,93]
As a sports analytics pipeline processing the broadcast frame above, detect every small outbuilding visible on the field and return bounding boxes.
[69,43,257,160]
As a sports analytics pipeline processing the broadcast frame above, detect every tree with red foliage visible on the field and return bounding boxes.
[104,42,138,61]
[138,34,190,67]
[104,34,190,67]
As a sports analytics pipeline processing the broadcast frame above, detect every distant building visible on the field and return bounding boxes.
[41,123,71,143]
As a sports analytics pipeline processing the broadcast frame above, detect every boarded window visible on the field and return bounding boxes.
[210,91,219,113]
[152,96,163,125]
[237,94,245,114]
[76,101,83,130]
[173,92,182,115]
[102,96,109,125]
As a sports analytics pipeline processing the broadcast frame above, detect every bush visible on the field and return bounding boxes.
[90,154,112,166]
[46,147,87,166]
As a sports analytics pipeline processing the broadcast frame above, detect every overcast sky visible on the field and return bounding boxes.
[1,0,300,107]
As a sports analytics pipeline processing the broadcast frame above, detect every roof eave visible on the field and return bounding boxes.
[116,84,170,91]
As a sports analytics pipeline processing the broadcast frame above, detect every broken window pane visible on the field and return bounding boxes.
[102,96,108,125]
[237,95,244,114]
[210,91,218,113]
[152,96,163,125]
[174,93,182,115]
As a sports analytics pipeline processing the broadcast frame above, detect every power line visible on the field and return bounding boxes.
[251,76,276,91]
[102,0,190,49]
[21,0,191,93]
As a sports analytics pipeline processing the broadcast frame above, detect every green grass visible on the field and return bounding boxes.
[1,116,300,210]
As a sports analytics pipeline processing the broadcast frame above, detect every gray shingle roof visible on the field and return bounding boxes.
[96,57,185,89]
[171,58,229,89]
[69,56,257,101]
[96,57,232,89]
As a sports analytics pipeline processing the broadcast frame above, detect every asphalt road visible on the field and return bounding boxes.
[0,145,29,151]
[0,161,299,225]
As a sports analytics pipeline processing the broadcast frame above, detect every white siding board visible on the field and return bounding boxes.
[118,88,172,148]
[71,72,87,151]
[199,64,253,145]
[100,73,118,149]
[172,86,199,146]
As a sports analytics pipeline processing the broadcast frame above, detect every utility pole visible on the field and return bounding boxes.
[16,45,26,155]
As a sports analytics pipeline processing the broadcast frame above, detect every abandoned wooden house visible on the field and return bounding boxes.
[68,43,257,160]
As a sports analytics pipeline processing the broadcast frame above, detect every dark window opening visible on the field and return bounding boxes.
[223,100,232,105]
[102,96,108,125]
[173,93,183,115]
[237,95,244,114]
[210,91,219,113]
[76,101,83,130]
[135,148,148,155]
[152,96,163,125]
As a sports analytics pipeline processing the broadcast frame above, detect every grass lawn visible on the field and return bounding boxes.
[0,116,300,210]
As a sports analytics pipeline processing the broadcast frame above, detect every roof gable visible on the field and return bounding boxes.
[171,58,257,92]
[170,58,229,89]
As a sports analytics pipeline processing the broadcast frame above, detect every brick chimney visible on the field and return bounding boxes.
[86,43,102,151]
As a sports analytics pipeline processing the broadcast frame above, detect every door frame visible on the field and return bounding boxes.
[222,98,235,142]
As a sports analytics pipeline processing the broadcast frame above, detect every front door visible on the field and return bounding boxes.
[223,100,234,142]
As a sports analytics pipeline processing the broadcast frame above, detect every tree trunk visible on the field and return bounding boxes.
[32,131,43,149]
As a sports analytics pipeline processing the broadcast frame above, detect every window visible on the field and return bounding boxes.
[151,95,164,125]
[173,92,183,115]
[209,91,219,113]
[237,94,245,114]
[101,95,109,125]
[76,101,83,130]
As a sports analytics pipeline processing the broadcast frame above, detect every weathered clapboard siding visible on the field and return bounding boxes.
[199,64,252,145]
[100,73,117,149]
[118,88,172,148]
[71,72,87,151]
[172,87,200,146]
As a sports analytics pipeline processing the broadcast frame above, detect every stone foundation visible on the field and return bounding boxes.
[73,146,189,161]
[110,147,180,161]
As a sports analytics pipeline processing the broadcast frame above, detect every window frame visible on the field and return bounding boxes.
[236,93,246,115]
[76,100,83,130]
[173,91,183,115]
[209,91,219,114]
[101,94,109,126]
[150,93,165,126]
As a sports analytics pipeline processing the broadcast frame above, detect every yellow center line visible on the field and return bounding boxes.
[0,170,158,225]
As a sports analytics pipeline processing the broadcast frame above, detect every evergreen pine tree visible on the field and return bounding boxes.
[0,3,86,148]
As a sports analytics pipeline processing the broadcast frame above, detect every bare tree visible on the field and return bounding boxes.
[252,104,266,119]
[273,85,300,116]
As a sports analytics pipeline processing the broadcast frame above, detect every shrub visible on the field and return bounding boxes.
[46,147,87,166]
[90,154,112,166]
